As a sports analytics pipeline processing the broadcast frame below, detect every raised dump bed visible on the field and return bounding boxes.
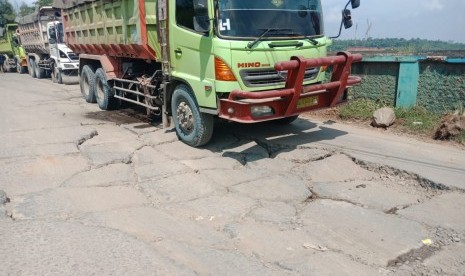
[54,0,160,60]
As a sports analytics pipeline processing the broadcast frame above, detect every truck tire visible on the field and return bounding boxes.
[52,63,63,84]
[80,65,96,103]
[34,61,46,79]
[94,68,119,110]
[28,59,36,78]
[16,59,27,74]
[171,84,214,147]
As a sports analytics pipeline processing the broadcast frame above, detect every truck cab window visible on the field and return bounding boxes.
[176,0,195,30]
[48,26,56,44]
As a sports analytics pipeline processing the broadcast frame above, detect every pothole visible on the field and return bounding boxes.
[351,157,450,192]
[77,130,99,148]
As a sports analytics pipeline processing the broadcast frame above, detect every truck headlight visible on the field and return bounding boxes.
[251,105,274,118]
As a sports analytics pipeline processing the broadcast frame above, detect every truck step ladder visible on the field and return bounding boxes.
[157,0,172,128]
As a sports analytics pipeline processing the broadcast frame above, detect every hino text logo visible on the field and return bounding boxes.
[237,62,261,68]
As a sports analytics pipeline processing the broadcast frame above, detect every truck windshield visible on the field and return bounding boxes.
[217,0,323,39]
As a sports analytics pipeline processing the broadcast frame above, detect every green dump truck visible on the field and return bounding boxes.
[0,23,27,73]
[53,0,362,146]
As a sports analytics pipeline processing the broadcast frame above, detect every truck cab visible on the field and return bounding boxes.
[170,0,331,115]
[46,20,79,82]
[0,23,27,73]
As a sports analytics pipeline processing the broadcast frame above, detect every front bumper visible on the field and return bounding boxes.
[218,52,362,123]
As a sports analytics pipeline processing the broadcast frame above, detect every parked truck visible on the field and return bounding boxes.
[53,0,362,146]
[0,22,27,73]
[17,6,79,83]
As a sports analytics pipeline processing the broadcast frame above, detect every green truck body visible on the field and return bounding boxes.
[0,23,27,72]
[54,0,362,146]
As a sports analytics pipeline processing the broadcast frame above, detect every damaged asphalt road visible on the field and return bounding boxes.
[1,73,465,275]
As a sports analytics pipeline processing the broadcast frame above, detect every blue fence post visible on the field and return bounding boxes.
[396,61,420,108]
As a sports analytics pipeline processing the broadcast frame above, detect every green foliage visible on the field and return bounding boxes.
[339,99,442,135]
[454,130,465,144]
[330,38,465,53]
[339,98,383,120]
[0,0,16,23]
[19,3,35,17]
[394,107,441,135]
[34,0,53,7]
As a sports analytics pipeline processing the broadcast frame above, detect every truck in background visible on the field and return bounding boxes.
[0,22,27,73]
[17,6,79,83]
[53,0,362,147]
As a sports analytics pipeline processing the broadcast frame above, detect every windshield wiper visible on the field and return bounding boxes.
[284,31,320,45]
[247,28,292,49]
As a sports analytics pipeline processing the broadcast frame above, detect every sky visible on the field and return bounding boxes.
[322,0,465,43]
[9,0,465,43]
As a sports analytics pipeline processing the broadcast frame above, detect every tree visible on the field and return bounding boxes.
[34,0,53,7]
[19,2,35,17]
[0,0,16,23]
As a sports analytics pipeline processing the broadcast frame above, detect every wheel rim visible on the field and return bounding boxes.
[176,101,194,134]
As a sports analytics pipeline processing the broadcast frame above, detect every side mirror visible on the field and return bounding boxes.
[193,16,210,33]
[342,9,353,29]
[351,0,360,9]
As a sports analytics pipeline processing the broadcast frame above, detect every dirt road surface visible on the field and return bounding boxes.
[1,73,465,275]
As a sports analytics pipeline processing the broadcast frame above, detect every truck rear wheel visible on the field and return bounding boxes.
[94,68,119,110]
[171,84,213,147]
[28,59,36,78]
[34,61,46,79]
[80,65,96,103]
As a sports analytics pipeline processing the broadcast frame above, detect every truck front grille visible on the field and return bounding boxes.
[240,67,319,87]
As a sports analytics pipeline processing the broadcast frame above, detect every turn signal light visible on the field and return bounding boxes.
[215,57,237,81]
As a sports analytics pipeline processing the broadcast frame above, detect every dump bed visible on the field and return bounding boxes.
[0,24,17,56]
[17,7,56,55]
[53,0,160,60]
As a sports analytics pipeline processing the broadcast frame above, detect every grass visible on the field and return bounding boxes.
[394,107,442,135]
[338,98,442,135]
[339,98,383,120]
[454,131,465,144]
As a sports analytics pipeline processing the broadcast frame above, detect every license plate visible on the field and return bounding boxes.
[297,96,318,109]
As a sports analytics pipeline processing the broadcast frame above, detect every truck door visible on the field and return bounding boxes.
[170,0,216,108]
[47,24,59,61]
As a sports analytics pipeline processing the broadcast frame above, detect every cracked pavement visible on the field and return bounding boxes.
[1,73,465,275]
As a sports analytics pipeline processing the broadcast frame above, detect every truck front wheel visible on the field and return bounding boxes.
[16,60,27,74]
[171,85,213,147]
[94,68,119,110]
[80,65,96,103]
[52,63,62,84]
[28,59,36,78]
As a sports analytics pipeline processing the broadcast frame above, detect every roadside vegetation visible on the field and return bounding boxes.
[330,38,465,53]
[334,99,465,145]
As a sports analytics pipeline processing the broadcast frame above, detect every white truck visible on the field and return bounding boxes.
[17,6,79,83]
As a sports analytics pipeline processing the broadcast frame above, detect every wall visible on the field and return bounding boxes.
[349,55,465,113]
